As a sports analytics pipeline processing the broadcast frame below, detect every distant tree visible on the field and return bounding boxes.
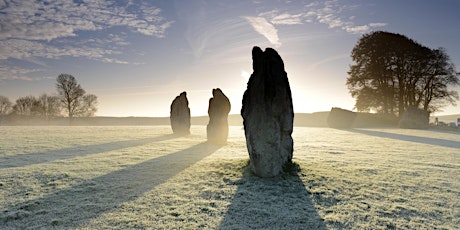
[347,31,459,117]
[56,73,98,118]
[77,94,98,117]
[13,95,39,116]
[56,74,85,118]
[36,93,62,119]
[0,95,12,115]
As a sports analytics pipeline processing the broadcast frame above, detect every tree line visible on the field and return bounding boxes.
[347,31,459,117]
[0,74,97,119]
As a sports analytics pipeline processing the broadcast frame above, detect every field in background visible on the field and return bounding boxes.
[2,112,459,128]
[1,126,459,229]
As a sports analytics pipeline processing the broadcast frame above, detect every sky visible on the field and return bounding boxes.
[1,0,460,117]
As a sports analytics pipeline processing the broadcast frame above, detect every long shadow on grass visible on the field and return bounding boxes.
[1,142,223,229]
[0,134,176,168]
[348,129,460,149]
[218,163,327,229]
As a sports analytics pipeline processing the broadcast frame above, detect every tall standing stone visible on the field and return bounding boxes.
[207,88,231,144]
[170,92,191,135]
[241,46,294,178]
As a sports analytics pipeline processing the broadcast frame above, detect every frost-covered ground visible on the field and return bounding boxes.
[0,126,459,229]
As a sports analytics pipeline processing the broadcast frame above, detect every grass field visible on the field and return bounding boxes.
[1,126,459,229]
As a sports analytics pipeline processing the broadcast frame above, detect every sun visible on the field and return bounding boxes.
[241,70,251,82]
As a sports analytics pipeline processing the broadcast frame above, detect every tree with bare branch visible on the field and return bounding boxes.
[0,95,12,115]
[56,74,97,119]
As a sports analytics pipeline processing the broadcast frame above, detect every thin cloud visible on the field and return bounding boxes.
[345,25,370,33]
[0,0,172,41]
[0,0,173,81]
[271,13,304,25]
[306,54,349,71]
[369,22,388,28]
[257,0,386,35]
[251,1,387,42]
[0,0,173,63]
[258,9,304,25]
[0,39,125,64]
[304,0,386,34]
[184,16,251,58]
[0,66,45,82]
[244,16,281,47]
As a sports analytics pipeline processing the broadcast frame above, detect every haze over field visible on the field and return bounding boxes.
[1,0,460,117]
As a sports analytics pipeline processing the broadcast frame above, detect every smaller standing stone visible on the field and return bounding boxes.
[170,92,191,135]
[327,107,357,129]
[207,88,231,144]
[398,106,429,129]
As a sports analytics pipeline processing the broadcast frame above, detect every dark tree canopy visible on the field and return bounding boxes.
[347,31,459,117]
[56,74,98,118]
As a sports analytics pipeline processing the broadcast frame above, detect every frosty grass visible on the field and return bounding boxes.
[0,126,459,229]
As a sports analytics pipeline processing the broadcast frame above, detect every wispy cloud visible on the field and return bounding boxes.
[304,0,387,34]
[244,16,281,47]
[184,18,250,58]
[0,66,49,82]
[244,1,386,48]
[259,10,303,25]
[0,39,118,61]
[271,13,304,25]
[306,54,349,71]
[0,0,173,81]
[0,0,172,41]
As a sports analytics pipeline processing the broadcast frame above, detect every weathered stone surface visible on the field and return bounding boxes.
[327,107,357,129]
[398,106,429,129]
[241,46,294,178]
[170,92,191,135]
[207,88,231,144]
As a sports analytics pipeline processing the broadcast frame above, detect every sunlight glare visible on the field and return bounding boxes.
[241,70,251,82]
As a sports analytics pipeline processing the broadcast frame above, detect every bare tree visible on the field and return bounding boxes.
[77,94,98,117]
[56,74,98,118]
[56,74,85,118]
[0,95,12,115]
[13,95,38,116]
[37,93,62,119]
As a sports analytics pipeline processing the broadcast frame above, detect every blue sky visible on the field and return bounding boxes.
[1,0,459,117]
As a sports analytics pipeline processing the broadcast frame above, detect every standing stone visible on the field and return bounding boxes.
[398,106,430,129]
[207,88,231,144]
[241,46,294,178]
[327,107,357,129]
[170,92,191,135]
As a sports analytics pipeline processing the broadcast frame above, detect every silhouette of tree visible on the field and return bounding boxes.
[36,93,62,119]
[13,95,39,116]
[0,95,12,115]
[418,48,459,112]
[56,73,98,118]
[347,31,459,117]
[78,94,98,117]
